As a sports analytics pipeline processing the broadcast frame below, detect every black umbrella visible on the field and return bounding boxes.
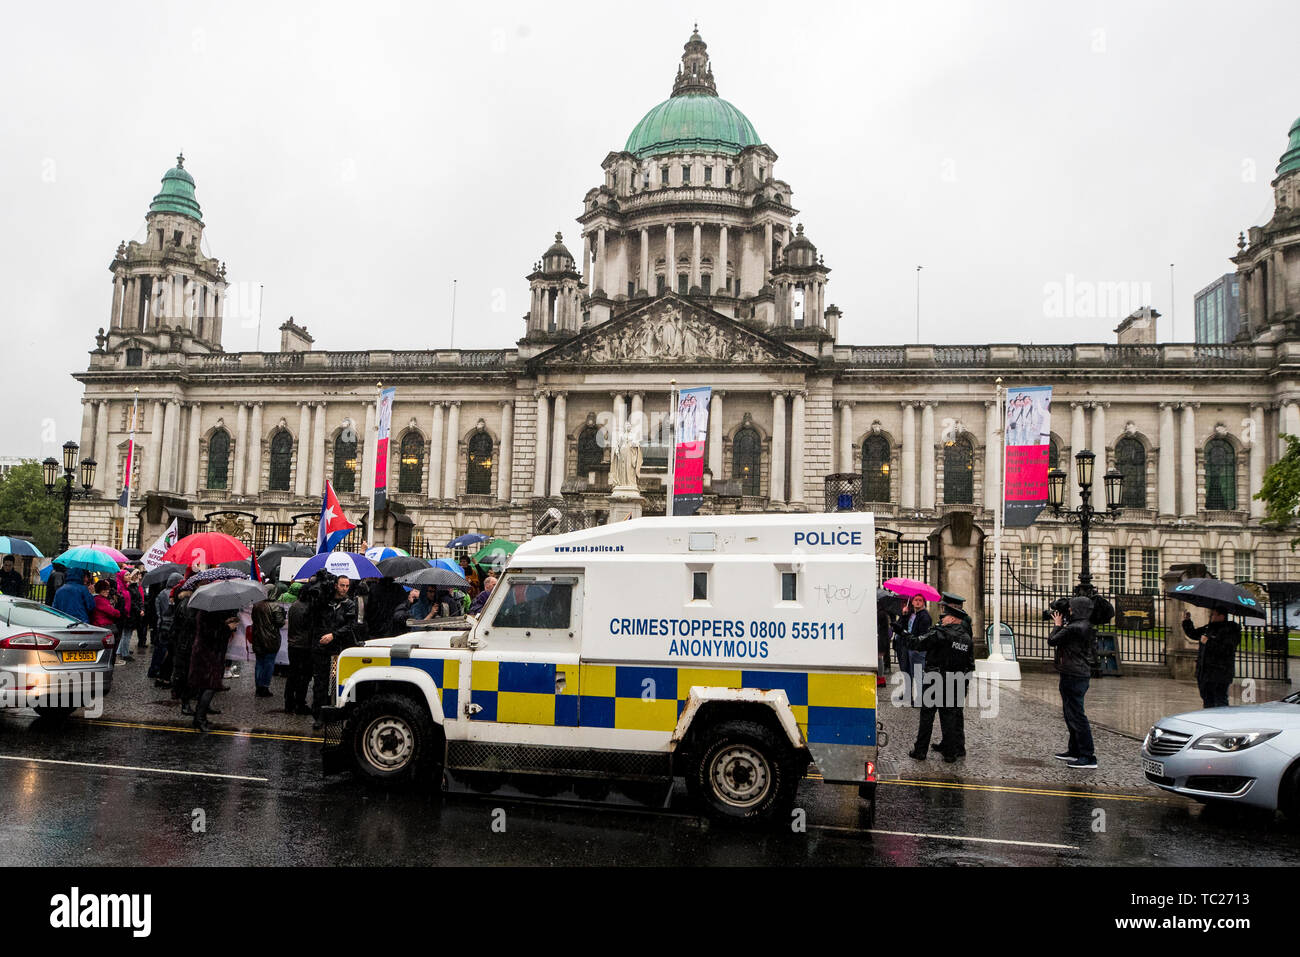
[1166,578,1266,620]
[121,547,145,561]
[396,567,470,589]
[142,562,188,587]
[188,579,268,613]
[258,543,315,581]
[378,555,432,578]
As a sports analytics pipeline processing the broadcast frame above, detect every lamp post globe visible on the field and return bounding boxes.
[42,457,59,491]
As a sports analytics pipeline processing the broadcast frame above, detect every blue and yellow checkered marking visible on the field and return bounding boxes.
[467,660,579,727]
[337,654,459,720]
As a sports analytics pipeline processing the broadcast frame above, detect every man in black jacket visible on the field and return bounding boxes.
[1048,596,1099,769]
[1182,609,1240,708]
[311,575,365,728]
[903,597,975,763]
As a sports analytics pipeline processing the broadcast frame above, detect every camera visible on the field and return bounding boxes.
[1042,597,1071,621]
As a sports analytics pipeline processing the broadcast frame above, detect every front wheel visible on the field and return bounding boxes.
[351,693,439,788]
[689,719,800,827]
[1282,763,1300,823]
[34,706,76,722]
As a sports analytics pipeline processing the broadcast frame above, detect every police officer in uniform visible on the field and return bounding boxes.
[904,592,975,763]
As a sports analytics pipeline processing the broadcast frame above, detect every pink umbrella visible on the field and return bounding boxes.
[84,543,130,563]
[882,577,941,603]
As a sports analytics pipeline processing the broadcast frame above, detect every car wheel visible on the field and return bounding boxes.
[689,719,799,827]
[1283,763,1300,823]
[33,706,76,722]
[351,693,439,788]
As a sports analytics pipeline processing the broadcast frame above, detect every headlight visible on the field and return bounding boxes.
[1191,730,1281,753]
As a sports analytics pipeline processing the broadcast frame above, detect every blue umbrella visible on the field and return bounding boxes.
[431,557,466,576]
[446,533,489,549]
[365,546,410,562]
[0,536,42,558]
[52,546,120,575]
[38,563,53,583]
[292,551,383,581]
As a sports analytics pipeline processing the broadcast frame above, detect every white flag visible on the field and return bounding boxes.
[141,519,180,570]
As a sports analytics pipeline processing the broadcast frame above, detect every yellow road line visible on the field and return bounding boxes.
[83,718,322,745]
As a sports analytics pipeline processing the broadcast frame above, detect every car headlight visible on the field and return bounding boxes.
[1191,730,1281,752]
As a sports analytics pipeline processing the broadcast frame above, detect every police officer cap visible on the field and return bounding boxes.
[939,592,970,622]
[940,591,966,606]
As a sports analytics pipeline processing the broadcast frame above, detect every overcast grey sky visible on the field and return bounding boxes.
[3,0,1297,458]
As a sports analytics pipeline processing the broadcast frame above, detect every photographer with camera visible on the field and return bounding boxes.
[306,572,366,729]
[1048,596,1100,769]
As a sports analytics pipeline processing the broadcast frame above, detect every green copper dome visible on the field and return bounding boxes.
[149,153,203,221]
[625,94,761,158]
[1278,115,1300,177]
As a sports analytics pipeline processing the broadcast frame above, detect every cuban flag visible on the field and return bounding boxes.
[316,481,357,554]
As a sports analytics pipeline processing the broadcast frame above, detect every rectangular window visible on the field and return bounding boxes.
[1020,544,1040,586]
[683,165,692,185]
[692,571,708,601]
[1108,547,1128,594]
[656,275,666,296]
[724,168,732,186]
[627,281,635,298]
[704,166,712,184]
[660,167,669,186]
[678,273,688,295]
[701,274,712,296]
[1051,547,1072,593]
[1141,548,1161,595]
[1233,550,1254,583]
[781,572,798,602]
[1200,549,1220,579]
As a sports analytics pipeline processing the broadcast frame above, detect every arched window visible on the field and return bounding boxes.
[1048,437,1061,471]
[861,435,891,502]
[1114,437,1146,508]
[333,432,358,493]
[268,430,294,491]
[467,431,494,495]
[577,425,603,474]
[1204,439,1236,510]
[206,429,230,490]
[943,435,974,505]
[733,427,761,496]
[398,432,424,493]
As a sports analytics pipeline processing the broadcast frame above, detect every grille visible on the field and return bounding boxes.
[446,741,670,780]
[1146,727,1192,756]
[1185,775,1253,795]
[1145,771,1174,786]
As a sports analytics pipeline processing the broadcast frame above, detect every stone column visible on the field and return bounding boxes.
[427,403,444,500]
[789,392,806,505]
[94,400,110,493]
[770,391,786,503]
[533,392,550,497]
[443,400,461,500]
[163,399,182,492]
[984,399,1000,511]
[665,225,676,290]
[639,228,649,293]
[1090,402,1108,472]
[110,275,123,328]
[630,392,645,443]
[1180,403,1198,517]
[901,402,916,510]
[244,402,263,495]
[1157,403,1176,516]
[839,402,854,474]
[145,400,165,493]
[295,403,312,497]
[80,400,95,457]
[594,228,607,294]
[920,403,936,509]
[1069,402,1086,510]
[231,403,248,496]
[311,402,327,495]
[690,222,701,291]
[708,391,724,478]
[498,400,514,502]
[581,234,591,295]
[1280,401,1300,459]
[763,221,773,279]
[185,403,202,496]
[1249,404,1266,518]
[549,392,567,497]
[718,226,728,294]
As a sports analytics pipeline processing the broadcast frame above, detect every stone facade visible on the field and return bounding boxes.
[67,35,1300,588]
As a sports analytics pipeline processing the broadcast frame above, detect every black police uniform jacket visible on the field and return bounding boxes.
[1181,617,1240,684]
[902,621,975,677]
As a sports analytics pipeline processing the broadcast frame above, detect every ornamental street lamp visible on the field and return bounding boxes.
[1047,449,1123,596]
[42,442,97,556]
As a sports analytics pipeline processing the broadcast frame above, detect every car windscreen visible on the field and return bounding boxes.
[4,600,82,630]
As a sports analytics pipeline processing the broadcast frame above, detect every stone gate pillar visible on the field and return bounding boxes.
[927,510,987,653]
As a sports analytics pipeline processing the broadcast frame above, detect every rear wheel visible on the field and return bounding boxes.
[1283,763,1300,822]
[689,719,799,827]
[351,693,440,788]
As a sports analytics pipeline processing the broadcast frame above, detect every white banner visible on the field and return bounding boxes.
[141,520,179,570]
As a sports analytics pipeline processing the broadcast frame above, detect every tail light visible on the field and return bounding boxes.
[0,632,60,649]
[864,760,877,783]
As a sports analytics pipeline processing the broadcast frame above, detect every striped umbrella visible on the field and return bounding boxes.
[292,551,384,581]
[180,567,249,591]
[365,546,410,562]
[0,536,42,558]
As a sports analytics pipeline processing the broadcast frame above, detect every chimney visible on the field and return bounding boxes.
[1114,307,1159,345]
[279,316,314,352]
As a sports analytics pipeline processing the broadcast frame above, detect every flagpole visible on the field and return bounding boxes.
[121,387,139,549]
[667,379,677,518]
[367,380,380,547]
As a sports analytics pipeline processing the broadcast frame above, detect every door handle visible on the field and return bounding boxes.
[465,702,483,716]
[555,671,567,693]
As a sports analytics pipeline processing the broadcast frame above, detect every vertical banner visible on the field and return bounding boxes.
[672,386,711,516]
[373,387,396,514]
[1003,385,1052,527]
[117,394,139,510]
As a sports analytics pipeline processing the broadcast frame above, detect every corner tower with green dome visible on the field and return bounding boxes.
[519,28,836,346]
[104,154,228,357]
[1232,114,1300,341]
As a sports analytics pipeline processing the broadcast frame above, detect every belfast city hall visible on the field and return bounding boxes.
[69,29,1300,604]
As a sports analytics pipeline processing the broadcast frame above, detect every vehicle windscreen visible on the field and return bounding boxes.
[492,581,572,630]
[4,600,82,630]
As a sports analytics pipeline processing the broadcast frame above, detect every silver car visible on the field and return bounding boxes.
[0,595,114,720]
[1140,691,1300,819]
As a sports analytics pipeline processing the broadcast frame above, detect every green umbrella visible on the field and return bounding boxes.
[471,538,517,569]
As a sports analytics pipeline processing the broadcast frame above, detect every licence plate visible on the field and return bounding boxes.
[61,651,97,662]
[1141,757,1165,777]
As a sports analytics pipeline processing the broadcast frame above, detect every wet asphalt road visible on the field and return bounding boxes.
[1,712,1297,867]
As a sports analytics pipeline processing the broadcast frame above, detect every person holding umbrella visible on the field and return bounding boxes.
[892,594,932,706]
[189,610,240,731]
[1182,610,1242,709]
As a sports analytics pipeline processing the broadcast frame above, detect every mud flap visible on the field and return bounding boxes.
[320,706,351,776]
[807,742,877,784]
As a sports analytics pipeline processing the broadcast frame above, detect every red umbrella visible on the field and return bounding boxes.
[882,577,941,603]
[162,532,252,566]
